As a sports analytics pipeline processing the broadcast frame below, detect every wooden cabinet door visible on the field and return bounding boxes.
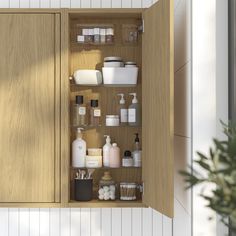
[0,14,61,203]
[142,0,174,217]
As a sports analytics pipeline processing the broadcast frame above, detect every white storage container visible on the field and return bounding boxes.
[102,67,138,86]
[74,69,103,85]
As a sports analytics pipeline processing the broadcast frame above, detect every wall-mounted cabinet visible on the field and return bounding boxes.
[0,0,174,218]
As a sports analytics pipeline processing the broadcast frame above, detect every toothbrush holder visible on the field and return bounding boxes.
[74,179,93,201]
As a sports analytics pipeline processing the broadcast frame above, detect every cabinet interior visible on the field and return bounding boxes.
[68,12,144,206]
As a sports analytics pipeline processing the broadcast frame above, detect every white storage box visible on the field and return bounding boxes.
[74,69,103,85]
[102,67,138,86]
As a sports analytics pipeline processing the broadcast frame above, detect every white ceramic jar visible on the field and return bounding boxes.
[106,115,119,126]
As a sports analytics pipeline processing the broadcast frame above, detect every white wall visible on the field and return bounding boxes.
[192,0,228,235]
[0,0,192,236]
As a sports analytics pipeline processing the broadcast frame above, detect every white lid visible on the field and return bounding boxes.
[106,115,119,118]
[82,29,89,35]
[93,28,100,34]
[112,143,117,147]
[104,56,123,62]
[100,29,106,35]
[89,28,94,35]
[106,28,114,35]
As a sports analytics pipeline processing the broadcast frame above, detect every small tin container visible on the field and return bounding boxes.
[122,150,133,167]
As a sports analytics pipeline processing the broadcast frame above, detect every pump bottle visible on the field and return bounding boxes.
[72,128,86,168]
[117,93,128,125]
[128,93,141,126]
[103,135,112,167]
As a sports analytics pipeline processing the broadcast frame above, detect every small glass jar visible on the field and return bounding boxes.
[98,172,116,201]
[122,150,133,167]
[93,28,100,43]
[120,182,137,201]
[72,95,87,127]
[100,29,106,44]
[90,100,101,126]
[82,29,90,43]
[106,115,119,126]
[88,28,94,43]
[106,28,114,43]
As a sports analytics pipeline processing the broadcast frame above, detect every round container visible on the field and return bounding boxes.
[122,150,133,167]
[87,148,102,156]
[100,29,106,43]
[98,172,116,201]
[120,182,137,201]
[93,28,100,43]
[104,61,124,67]
[106,28,114,43]
[82,29,90,43]
[106,115,119,126]
[125,61,137,68]
[86,155,102,168]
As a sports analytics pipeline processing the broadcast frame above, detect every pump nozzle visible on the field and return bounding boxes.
[117,93,125,104]
[129,93,138,104]
[104,135,111,144]
[134,133,139,143]
[77,127,84,139]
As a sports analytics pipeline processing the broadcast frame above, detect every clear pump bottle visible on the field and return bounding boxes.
[117,93,128,126]
[132,133,142,167]
[128,93,141,126]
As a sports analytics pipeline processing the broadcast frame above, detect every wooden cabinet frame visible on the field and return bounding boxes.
[0,1,174,217]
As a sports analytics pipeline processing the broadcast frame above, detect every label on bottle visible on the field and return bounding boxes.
[79,107,86,115]
[94,109,101,117]
[120,109,128,123]
[128,108,136,123]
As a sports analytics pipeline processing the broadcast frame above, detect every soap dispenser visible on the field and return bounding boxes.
[117,93,128,125]
[132,133,142,167]
[128,93,141,126]
[72,128,86,168]
[103,135,112,167]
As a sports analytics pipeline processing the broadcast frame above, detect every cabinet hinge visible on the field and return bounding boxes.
[138,19,144,33]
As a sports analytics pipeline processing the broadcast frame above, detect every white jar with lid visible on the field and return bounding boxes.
[106,115,119,126]
[106,28,114,43]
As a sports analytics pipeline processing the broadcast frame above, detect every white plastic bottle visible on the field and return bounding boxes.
[103,135,112,167]
[72,128,86,168]
[109,143,121,168]
[128,93,141,126]
[117,93,128,125]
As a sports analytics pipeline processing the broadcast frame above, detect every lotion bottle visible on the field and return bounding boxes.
[128,93,141,126]
[103,135,112,167]
[117,93,128,125]
[109,143,120,168]
[72,128,86,168]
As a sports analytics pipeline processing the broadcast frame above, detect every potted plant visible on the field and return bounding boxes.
[181,122,236,233]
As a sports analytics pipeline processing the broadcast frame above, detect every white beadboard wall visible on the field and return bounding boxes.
[0,0,192,236]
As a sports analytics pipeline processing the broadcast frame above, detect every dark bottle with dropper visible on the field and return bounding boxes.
[132,133,142,167]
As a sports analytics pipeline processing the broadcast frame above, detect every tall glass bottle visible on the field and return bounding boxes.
[72,95,87,127]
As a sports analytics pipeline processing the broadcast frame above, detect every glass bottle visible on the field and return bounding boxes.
[72,95,87,127]
[98,171,116,201]
[90,99,101,126]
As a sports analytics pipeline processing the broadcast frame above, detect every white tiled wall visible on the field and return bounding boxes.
[0,0,192,235]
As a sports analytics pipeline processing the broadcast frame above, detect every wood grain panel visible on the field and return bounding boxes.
[142,0,174,217]
[0,14,61,203]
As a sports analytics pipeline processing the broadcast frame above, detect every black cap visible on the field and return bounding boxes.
[91,99,98,107]
[76,95,83,105]
[124,150,132,157]
[134,133,139,142]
